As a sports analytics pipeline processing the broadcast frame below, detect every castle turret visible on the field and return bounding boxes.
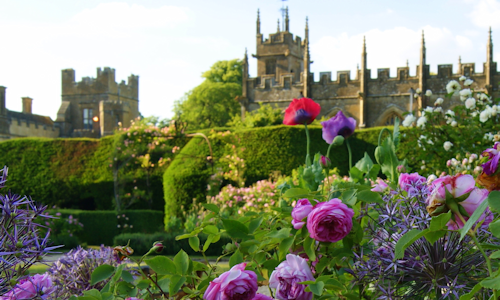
[418,31,426,113]
[359,36,367,127]
[22,97,33,114]
[285,7,289,32]
[485,27,495,93]
[0,86,6,116]
[303,17,311,97]
[458,56,462,75]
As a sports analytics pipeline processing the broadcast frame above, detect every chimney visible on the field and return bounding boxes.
[22,97,32,114]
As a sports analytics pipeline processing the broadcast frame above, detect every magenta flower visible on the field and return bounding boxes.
[1,273,54,300]
[398,172,427,195]
[269,254,315,300]
[252,294,273,300]
[291,199,315,230]
[371,179,389,193]
[203,263,258,300]
[321,111,356,144]
[283,98,321,125]
[482,142,500,175]
[427,174,492,230]
[306,198,354,243]
[319,155,331,169]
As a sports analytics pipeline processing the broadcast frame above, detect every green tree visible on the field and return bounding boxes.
[174,59,242,130]
[227,103,284,128]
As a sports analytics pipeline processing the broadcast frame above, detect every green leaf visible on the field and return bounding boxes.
[490,250,500,259]
[266,228,291,239]
[248,217,263,233]
[490,220,500,239]
[157,277,170,292]
[424,230,447,245]
[203,234,215,252]
[355,152,374,173]
[173,250,190,275]
[348,166,364,183]
[308,281,325,296]
[279,237,294,261]
[263,259,280,273]
[481,275,500,289]
[203,225,219,235]
[366,164,381,181]
[222,219,250,239]
[229,249,243,268]
[111,263,124,284]
[169,275,187,296]
[356,189,383,204]
[460,198,489,241]
[136,279,152,290]
[283,188,312,199]
[82,289,102,300]
[189,236,200,252]
[394,229,428,259]
[481,243,500,250]
[202,203,220,213]
[429,211,451,231]
[488,191,500,212]
[145,256,176,275]
[121,270,134,283]
[304,236,316,262]
[90,264,115,286]
[459,283,482,300]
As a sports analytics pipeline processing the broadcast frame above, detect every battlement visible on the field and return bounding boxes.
[62,67,139,100]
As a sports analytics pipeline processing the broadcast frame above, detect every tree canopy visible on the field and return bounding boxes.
[174,59,243,130]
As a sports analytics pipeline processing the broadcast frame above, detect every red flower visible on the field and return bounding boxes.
[283,98,321,125]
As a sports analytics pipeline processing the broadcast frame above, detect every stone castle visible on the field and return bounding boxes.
[239,8,499,127]
[0,67,139,140]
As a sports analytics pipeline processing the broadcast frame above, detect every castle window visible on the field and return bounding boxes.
[83,108,93,130]
[266,59,276,75]
[384,113,400,126]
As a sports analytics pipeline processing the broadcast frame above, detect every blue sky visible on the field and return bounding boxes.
[0,0,498,121]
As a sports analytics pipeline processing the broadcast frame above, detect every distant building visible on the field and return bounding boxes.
[240,8,499,127]
[56,67,139,137]
[0,88,59,140]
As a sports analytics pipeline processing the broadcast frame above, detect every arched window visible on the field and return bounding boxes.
[384,113,400,126]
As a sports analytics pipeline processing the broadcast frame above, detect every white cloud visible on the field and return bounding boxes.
[468,0,500,29]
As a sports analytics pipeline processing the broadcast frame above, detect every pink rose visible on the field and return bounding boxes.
[398,172,426,192]
[1,273,54,300]
[291,199,315,229]
[306,198,354,243]
[371,179,389,193]
[269,254,315,300]
[427,174,493,230]
[253,294,273,300]
[203,263,258,300]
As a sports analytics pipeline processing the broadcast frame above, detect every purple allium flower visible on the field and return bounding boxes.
[49,246,124,298]
[321,111,356,143]
[0,166,61,296]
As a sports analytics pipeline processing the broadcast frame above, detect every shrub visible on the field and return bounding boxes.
[113,232,231,256]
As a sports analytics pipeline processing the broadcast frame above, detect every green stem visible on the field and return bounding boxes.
[377,128,392,146]
[304,123,311,166]
[346,139,352,170]
[326,142,334,159]
[470,234,498,298]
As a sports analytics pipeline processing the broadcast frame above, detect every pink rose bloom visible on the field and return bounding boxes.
[306,198,354,243]
[399,172,426,192]
[203,263,258,300]
[269,254,315,300]
[291,199,315,229]
[427,174,492,230]
[371,179,389,193]
[253,294,273,300]
[1,273,54,300]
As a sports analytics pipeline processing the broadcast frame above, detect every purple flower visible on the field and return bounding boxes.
[306,198,354,243]
[269,254,315,300]
[398,173,427,197]
[204,263,258,300]
[371,179,389,193]
[1,273,54,300]
[482,142,500,175]
[252,294,273,300]
[291,199,314,230]
[321,111,356,143]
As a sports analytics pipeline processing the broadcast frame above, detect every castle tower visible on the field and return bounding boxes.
[458,56,462,75]
[254,8,305,83]
[241,48,249,119]
[418,31,426,113]
[303,17,311,97]
[22,97,33,114]
[485,27,496,93]
[358,36,367,127]
[285,7,289,32]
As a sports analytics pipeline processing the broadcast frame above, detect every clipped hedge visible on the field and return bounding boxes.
[0,135,187,211]
[49,209,164,246]
[164,125,382,222]
[114,232,232,256]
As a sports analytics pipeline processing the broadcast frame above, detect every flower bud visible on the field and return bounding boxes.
[397,165,406,173]
[332,135,345,146]
[319,156,331,169]
[152,241,164,253]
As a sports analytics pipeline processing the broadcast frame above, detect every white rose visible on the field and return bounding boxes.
[446,80,461,94]
[435,98,444,105]
[459,76,466,81]
[465,97,476,109]
[446,110,455,117]
[451,120,458,127]
[424,106,434,114]
[427,174,437,184]
[434,107,443,113]
[402,114,416,127]
[425,90,432,96]
[459,89,472,101]
[480,110,490,123]
[444,141,453,151]
[464,79,473,86]
[416,88,422,94]
[417,116,428,128]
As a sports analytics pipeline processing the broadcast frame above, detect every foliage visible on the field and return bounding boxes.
[37,210,84,249]
[227,103,284,128]
[173,59,243,130]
